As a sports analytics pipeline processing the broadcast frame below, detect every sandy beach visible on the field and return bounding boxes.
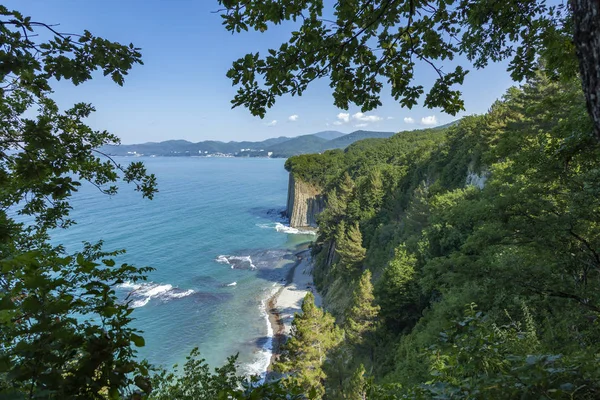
[266,249,321,374]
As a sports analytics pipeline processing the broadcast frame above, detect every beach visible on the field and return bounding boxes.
[266,249,321,375]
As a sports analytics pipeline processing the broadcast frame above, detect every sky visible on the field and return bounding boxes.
[7,0,517,144]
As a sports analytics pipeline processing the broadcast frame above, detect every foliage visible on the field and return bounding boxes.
[374,246,420,333]
[218,0,577,120]
[274,293,342,398]
[335,222,366,274]
[345,270,379,349]
[3,1,600,398]
[149,348,301,400]
[405,305,600,399]
[0,7,158,398]
[284,69,600,397]
[345,364,369,400]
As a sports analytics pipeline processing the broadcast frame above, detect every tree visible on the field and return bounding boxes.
[1,7,158,398]
[375,246,420,332]
[338,172,355,201]
[219,0,600,140]
[346,270,380,350]
[408,305,600,399]
[274,293,342,398]
[345,364,369,400]
[571,0,600,141]
[335,222,366,272]
[150,348,302,400]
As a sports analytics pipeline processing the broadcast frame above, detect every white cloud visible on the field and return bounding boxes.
[355,123,368,128]
[266,120,278,127]
[288,114,299,122]
[420,115,438,126]
[335,111,383,125]
[352,112,382,122]
[337,112,350,123]
[404,117,415,124]
[387,116,394,120]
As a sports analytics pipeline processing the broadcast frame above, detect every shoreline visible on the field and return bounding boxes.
[264,248,322,380]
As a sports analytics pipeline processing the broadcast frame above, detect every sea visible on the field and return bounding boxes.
[48,157,315,377]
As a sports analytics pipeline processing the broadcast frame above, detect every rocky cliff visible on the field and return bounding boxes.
[286,173,325,228]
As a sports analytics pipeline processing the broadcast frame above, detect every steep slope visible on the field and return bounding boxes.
[283,75,600,397]
[285,174,325,228]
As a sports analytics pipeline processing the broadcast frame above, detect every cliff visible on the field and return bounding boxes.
[286,173,325,228]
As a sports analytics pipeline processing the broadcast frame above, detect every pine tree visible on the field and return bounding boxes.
[345,364,368,400]
[404,181,430,236]
[338,172,355,200]
[336,222,366,272]
[322,345,352,400]
[346,270,380,349]
[365,169,385,211]
[274,293,342,398]
[375,246,420,332]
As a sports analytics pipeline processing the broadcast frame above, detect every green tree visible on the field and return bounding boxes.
[346,270,380,350]
[149,348,301,400]
[406,305,600,399]
[338,172,355,201]
[335,222,366,273]
[219,0,600,140]
[0,7,157,398]
[274,293,342,398]
[361,169,385,218]
[375,246,420,332]
[345,364,368,400]
[322,345,352,400]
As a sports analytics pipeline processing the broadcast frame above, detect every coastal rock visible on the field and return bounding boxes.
[286,173,325,228]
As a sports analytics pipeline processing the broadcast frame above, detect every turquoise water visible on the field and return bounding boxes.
[50,157,314,375]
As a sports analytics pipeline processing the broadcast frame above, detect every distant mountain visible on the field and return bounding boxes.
[312,131,346,140]
[100,126,458,158]
[322,130,397,150]
[264,130,398,157]
[101,136,290,157]
[266,135,329,157]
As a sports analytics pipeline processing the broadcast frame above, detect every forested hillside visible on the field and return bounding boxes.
[280,72,600,398]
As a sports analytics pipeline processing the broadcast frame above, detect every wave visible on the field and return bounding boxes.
[243,284,280,383]
[275,222,317,235]
[256,222,317,235]
[226,282,237,287]
[215,255,256,270]
[120,281,194,308]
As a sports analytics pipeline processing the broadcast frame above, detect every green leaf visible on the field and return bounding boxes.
[131,333,145,347]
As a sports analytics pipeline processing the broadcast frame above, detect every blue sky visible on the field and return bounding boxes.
[8,0,517,144]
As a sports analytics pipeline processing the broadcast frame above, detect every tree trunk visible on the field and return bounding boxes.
[571,0,600,140]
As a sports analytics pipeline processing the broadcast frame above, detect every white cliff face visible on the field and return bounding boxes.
[465,167,488,189]
[286,174,325,228]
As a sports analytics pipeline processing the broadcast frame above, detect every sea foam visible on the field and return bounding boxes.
[120,281,194,308]
[243,284,280,383]
[257,222,317,235]
[215,255,256,270]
